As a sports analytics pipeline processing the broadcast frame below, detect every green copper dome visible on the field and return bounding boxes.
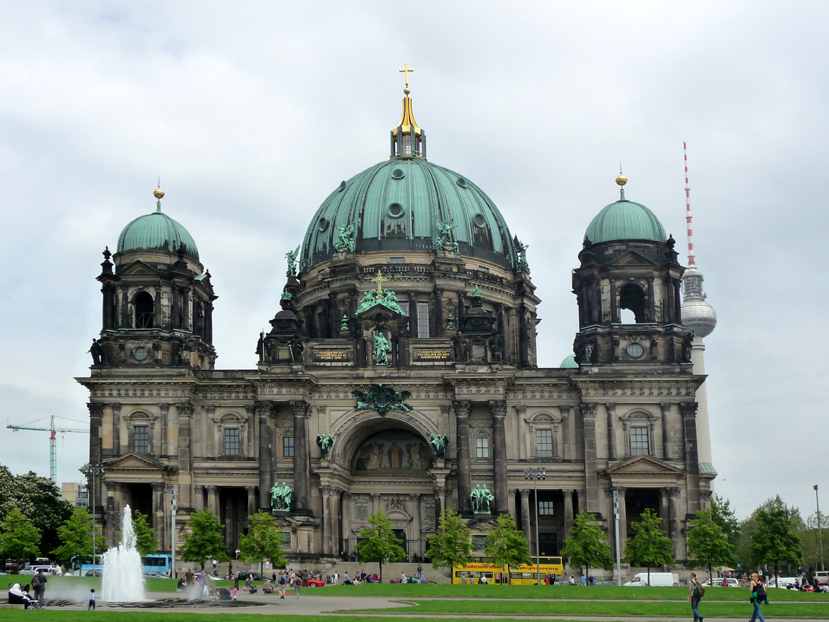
[584,199,667,244]
[560,353,578,368]
[117,208,199,261]
[301,157,518,271]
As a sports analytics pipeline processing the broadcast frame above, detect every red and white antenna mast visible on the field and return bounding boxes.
[683,142,697,273]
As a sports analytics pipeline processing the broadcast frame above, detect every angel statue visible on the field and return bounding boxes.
[316,433,334,460]
[285,246,300,277]
[374,331,391,366]
[434,218,459,252]
[334,223,356,253]
[429,433,449,460]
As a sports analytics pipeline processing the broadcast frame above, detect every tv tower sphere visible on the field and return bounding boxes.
[681,272,717,338]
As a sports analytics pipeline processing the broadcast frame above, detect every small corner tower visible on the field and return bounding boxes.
[571,172,693,366]
[91,186,218,369]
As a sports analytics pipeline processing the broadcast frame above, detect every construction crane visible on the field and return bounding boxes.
[7,415,89,482]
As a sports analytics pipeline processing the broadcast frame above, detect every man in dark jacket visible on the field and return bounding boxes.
[31,570,47,602]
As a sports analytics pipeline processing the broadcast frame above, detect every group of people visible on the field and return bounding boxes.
[7,569,49,609]
[688,572,770,622]
[342,570,379,585]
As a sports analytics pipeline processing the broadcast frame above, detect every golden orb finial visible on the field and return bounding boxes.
[153,187,165,200]
[616,171,627,187]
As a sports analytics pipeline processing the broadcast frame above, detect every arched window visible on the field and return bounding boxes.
[620,410,657,457]
[135,292,154,328]
[619,283,647,323]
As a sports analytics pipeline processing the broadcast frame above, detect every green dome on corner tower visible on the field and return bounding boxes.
[300,91,518,271]
[116,188,200,261]
[584,174,667,244]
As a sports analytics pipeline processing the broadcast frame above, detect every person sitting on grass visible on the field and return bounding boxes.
[343,572,352,585]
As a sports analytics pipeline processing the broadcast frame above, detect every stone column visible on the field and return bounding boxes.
[681,402,701,512]
[111,403,122,457]
[87,403,104,515]
[256,402,273,509]
[176,403,193,509]
[434,487,446,528]
[667,487,682,558]
[658,488,670,533]
[246,486,257,517]
[321,486,334,556]
[152,482,165,548]
[520,489,531,544]
[332,489,342,557]
[580,403,600,513]
[193,485,205,511]
[647,277,656,322]
[290,400,312,514]
[453,400,472,515]
[563,489,574,538]
[411,494,422,558]
[434,287,444,337]
[606,403,617,461]
[104,481,118,547]
[610,279,618,323]
[660,403,672,460]
[159,403,169,457]
[489,400,509,514]
[207,486,219,516]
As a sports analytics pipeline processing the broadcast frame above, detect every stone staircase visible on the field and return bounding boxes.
[323,561,451,584]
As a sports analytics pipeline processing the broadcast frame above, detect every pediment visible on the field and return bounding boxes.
[609,251,656,267]
[104,452,170,471]
[606,455,683,476]
[118,261,162,276]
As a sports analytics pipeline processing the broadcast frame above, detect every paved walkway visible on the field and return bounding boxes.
[40,591,828,621]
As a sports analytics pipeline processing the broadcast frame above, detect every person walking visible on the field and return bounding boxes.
[88,588,96,610]
[293,573,302,598]
[688,572,704,622]
[32,569,47,602]
[750,573,768,622]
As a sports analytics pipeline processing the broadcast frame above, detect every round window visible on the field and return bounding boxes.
[626,343,645,358]
[318,218,329,232]
[392,168,405,179]
[456,177,468,188]
[388,203,405,218]
[473,214,486,228]
[133,346,149,362]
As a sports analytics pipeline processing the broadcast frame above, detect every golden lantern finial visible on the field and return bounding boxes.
[153,179,165,211]
[399,63,414,95]
[616,166,627,200]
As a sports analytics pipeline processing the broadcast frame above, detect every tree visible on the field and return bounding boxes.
[562,511,613,581]
[239,511,287,575]
[484,513,531,585]
[687,508,737,584]
[356,511,406,583]
[425,510,473,572]
[132,510,159,556]
[52,507,101,562]
[625,508,674,585]
[737,496,804,573]
[179,509,229,571]
[0,507,41,562]
[711,495,740,547]
[751,508,804,578]
[0,466,72,555]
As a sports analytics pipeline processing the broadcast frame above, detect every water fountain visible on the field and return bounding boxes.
[101,505,146,602]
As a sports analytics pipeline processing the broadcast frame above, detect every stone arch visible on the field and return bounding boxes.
[329,408,439,468]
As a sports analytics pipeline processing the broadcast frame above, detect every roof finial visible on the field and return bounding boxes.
[399,63,414,96]
[615,165,627,200]
[153,179,165,212]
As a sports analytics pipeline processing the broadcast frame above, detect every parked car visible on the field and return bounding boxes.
[85,568,103,577]
[303,578,325,587]
[143,570,166,578]
[234,571,265,582]
[623,572,677,587]
[4,560,19,573]
[702,577,739,587]
[19,565,57,576]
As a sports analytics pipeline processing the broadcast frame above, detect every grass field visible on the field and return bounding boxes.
[319,582,829,601]
[359,598,829,617]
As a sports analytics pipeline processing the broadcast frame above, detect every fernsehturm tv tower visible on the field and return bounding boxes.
[680,143,717,467]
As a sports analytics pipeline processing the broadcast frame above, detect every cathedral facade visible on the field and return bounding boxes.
[77,86,715,568]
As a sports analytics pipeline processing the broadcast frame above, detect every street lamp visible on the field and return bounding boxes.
[524,467,546,586]
[816,485,824,572]
[79,463,104,577]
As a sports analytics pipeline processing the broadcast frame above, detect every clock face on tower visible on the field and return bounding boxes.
[626,343,644,359]
[133,346,149,362]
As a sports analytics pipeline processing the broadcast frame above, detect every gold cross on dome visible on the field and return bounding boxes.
[371,270,389,292]
[398,63,414,88]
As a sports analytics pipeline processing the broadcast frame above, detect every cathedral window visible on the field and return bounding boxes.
[476,436,490,458]
[283,435,294,458]
[134,292,154,328]
[630,426,650,455]
[356,504,368,517]
[619,283,647,323]
[417,302,430,338]
[536,429,553,457]
[224,428,240,456]
[389,256,405,264]
[134,425,149,453]
[539,500,554,516]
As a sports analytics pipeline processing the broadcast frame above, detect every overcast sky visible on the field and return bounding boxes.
[1,1,826,521]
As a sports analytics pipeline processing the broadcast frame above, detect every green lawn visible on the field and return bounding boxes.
[319,582,829,601]
[0,615,615,622]
[359,598,829,618]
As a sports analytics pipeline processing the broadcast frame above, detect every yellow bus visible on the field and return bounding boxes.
[452,557,564,585]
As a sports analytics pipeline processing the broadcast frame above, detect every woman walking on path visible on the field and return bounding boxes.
[688,572,704,622]
[750,573,768,622]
